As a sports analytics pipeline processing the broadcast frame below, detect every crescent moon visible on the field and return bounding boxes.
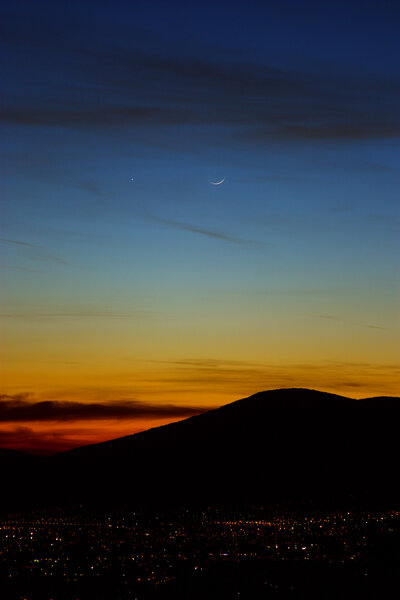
[209,177,225,186]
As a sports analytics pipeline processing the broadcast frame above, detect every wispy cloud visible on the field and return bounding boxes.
[315,314,385,330]
[0,308,159,319]
[0,237,42,249]
[0,394,204,422]
[0,263,45,273]
[141,213,250,245]
[0,426,67,454]
[2,69,397,141]
[129,357,400,399]
[0,237,68,265]
[0,426,112,455]
[318,314,343,321]
[77,181,104,196]
[1,10,398,142]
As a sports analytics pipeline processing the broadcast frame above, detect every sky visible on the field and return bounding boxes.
[1,0,399,453]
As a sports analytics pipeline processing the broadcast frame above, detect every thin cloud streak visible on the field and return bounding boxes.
[76,181,104,196]
[0,237,68,266]
[2,78,397,141]
[0,394,204,422]
[0,426,67,454]
[0,264,45,273]
[0,309,161,319]
[318,314,344,321]
[141,213,251,245]
[128,358,400,398]
[2,11,398,142]
[0,237,43,249]
[314,315,385,330]
[0,426,125,455]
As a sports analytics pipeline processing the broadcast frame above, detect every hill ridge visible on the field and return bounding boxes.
[1,387,399,511]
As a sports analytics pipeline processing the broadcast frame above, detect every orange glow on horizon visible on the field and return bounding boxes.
[1,356,399,454]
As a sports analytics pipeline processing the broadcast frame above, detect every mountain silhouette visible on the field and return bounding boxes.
[1,388,399,511]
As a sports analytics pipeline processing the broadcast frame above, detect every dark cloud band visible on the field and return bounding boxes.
[0,395,204,422]
[1,15,398,142]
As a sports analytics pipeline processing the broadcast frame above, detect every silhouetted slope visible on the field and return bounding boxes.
[0,447,43,467]
[1,389,399,510]
[60,388,352,455]
[0,449,45,511]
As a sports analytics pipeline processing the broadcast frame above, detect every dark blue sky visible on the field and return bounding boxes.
[4,0,400,70]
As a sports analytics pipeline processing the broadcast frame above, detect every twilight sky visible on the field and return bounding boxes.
[1,0,399,453]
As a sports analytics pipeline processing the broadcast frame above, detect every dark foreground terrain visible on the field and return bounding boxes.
[2,389,399,512]
[1,505,399,599]
[1,389,399,598]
